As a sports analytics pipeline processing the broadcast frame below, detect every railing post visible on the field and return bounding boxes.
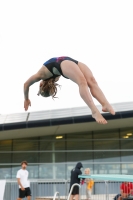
[65,180,69,200]
[105,180,109,200]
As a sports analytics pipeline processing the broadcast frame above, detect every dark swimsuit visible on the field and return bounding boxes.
[43,56,78,80]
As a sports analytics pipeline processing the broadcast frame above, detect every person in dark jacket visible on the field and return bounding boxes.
[69,162,83,200]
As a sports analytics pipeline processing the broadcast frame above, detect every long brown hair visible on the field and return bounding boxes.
[38,78,60,99]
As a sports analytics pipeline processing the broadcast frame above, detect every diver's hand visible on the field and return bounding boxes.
[24,99,31,111]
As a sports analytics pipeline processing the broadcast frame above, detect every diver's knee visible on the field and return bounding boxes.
[88,76,97,87]
[78,77,87,86]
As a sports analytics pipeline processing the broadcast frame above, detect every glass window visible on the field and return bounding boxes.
[27,165,39,178]
[1,129,133,180]
[12,152,39,163]
[67,152,93,162]
[121,163,133,175]
[94,164,121,174]
[54,163,66,179]
[39,164,66,195]
[40,152,53,163]
[94,140,120,150]
[40,135,55,140]
[66,163,74,180]
[39,164,53,179]
[40,139,66,150]
[40,135,66,150]
[54,140,66,150]
[40,140,54,151]
[0,140,12,151]
[67,140,92,150]
[12,165,21,179]
[40,152,66,163]
[93,130,119,139]
[0,153,11,163]
[13,138,39,151]
[40,140,55,151]
[67,132,92,139]
[120,128,133,139]
[55,152,66,163]
[120,128,133,149]
[121,151,133,162]
[0,165,11,179]
[120,139,133,149]
[94,151,120,162]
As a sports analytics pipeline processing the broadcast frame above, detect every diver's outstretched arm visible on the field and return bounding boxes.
[24,73,41,111]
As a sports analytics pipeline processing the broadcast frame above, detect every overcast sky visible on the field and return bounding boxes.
[0,0,133,115]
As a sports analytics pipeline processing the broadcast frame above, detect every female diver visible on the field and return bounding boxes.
[24,56,115,124]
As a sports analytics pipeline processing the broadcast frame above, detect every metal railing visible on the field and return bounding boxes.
[80,180,120,200]
[67,183,81,200]
[3,177,133,200]
[4,179,67,200]
[79,174,133,200]
[53,192,60,200]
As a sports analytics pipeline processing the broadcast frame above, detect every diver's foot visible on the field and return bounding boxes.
[92,111,107,124]
[102,104,115,115]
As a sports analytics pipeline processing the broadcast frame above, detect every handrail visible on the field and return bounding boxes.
[67,183,81,200]
[53,192,60,200]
